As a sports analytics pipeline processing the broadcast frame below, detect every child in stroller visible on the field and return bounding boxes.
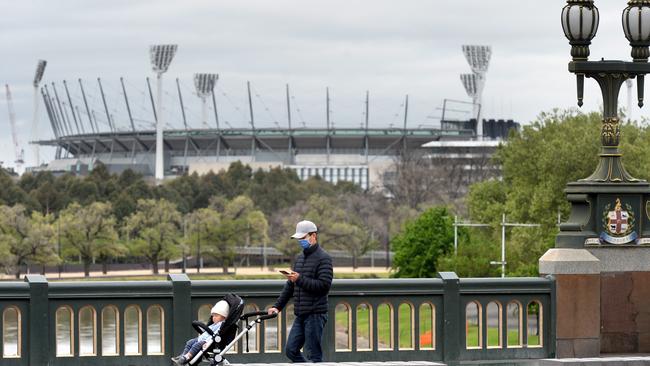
[171,299,230,365]
[172,293,277,366]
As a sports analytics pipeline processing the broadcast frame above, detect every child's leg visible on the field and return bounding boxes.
[182,338,198,356]
[185,340,205,359]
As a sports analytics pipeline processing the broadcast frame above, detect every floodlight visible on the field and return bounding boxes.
[150,44,178,74]
[462,45,492,74]
[194,73,218,130]
[194,73,218,99]
[33,60,47,87]
[460,73,478,98]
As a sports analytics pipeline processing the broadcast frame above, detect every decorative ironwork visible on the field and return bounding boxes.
[601,117,620,146]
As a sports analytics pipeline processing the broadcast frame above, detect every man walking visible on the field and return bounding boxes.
[268,220,333,363]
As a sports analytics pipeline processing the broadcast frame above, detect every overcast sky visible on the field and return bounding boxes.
[0,1,642,171]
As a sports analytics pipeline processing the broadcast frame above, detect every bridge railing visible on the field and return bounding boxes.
[0,272,554,366]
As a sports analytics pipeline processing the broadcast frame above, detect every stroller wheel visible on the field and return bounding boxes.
[211,355,228,366]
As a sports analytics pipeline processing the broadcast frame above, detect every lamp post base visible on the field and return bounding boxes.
[556,181,650,248]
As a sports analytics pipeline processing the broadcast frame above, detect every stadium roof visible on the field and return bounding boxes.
[37,127,475,155]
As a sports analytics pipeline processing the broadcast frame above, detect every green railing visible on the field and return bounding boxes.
[0,272,554,365]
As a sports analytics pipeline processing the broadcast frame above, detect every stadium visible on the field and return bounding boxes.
[30,45,518,190]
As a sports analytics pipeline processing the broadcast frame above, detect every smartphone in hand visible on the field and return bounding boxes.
[279,270,293,275]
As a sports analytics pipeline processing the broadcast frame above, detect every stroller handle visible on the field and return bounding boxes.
[257,313,278,321]
[240,310,270,319]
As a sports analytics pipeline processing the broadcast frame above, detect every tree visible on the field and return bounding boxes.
[436,230,500,277]
[336,192,383,269]
[221,162,253,198]
[186,196,269,273]
[272,194,376,268]
[391,206,457,278]
[0,205,59,278]
[25,211,61,273]
[86,163,118,201]
[124,199,182,274]
[59,202,123,277]
[247,167,303,215]
[186,208,221,273]
[1,172,34,210]
[157,173,201,214]
[462,109,650,276]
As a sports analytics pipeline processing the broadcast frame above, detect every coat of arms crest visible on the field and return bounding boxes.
[600,198,637,245]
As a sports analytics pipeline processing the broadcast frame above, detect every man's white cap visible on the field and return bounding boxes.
[211,300,230,318]
[291,220,318,239]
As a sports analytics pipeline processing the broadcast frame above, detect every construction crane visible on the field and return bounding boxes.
[5,84,25,174]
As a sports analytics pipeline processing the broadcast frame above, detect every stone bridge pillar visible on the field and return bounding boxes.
[540,248,600,358]
[541,246,650,358]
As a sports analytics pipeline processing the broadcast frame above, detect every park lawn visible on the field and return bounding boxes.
[336,303,435,348]
[337,313,540,350]
[466,325,539,347]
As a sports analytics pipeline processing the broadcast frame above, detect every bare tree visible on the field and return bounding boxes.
[382,148,498,212]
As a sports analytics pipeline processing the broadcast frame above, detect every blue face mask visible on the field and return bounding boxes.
[298,239,310,249]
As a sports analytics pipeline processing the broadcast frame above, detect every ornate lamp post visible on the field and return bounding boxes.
[539,4,650,357]
[557,0,650,247]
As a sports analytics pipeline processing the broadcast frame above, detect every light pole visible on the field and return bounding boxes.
[557,0,650,248]
[491,214,540,278]
[461,45,491,139]
[149,44,178,182]
[31,60,47,167]
[453,215,490,256]
[454,215,539,277]
[193,73,218,131]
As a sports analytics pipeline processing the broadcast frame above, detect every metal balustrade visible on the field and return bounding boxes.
[0,272,554,365]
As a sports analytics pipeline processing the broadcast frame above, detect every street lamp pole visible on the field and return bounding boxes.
[557,0,650,248]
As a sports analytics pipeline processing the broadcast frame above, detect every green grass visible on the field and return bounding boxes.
[335,303,435,349]
[466,324,539,348]
[336,312,541,350]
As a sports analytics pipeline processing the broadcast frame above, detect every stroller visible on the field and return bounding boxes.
[187,293,278,365]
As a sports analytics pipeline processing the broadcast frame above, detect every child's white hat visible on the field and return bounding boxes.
[211,300,230,318]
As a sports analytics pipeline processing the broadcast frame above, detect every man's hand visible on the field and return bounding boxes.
[268,307,279,315]
[287,271,300,283]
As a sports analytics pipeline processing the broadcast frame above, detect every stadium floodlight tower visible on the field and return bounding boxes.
[31,60,47,167]
[461,45,492,138]
[193,73,218,128]
[149,44,178,182]
[460,73,479,127]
